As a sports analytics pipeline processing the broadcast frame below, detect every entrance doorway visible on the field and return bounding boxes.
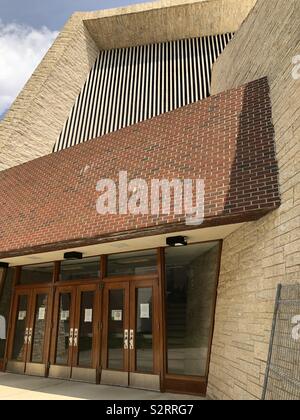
[101,278,160,391]
[3,242,222,396]
[5,275,162,391]
[49,283,100,383]
[6,286,52,376]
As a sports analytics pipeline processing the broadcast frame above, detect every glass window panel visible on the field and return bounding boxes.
[12,295,29,361]
[136,287,153,373]
[20,263,53,285]
[55,293,71,365]
[165,241,221,377]
[78,291,94,368]
[0,268,13,359]
[108,289,124,370]
[31,294,48,364]
[107,250,157,277]
[60,257,100,281]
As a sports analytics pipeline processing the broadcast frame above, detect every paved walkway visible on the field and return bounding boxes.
[0,373,204,400]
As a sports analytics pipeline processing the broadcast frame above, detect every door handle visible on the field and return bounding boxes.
[124,329,129,350]
[73,328,78,347]
[28,328,33,345]
[69,328,74,346]
[129,329,134,350]
[24,328,29,345]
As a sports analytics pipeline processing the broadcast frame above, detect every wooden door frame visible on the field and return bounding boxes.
[101,276,161,382]
[6,288,32,363]
[71,283,101,370]
[162,241,223,396]
[129,278,160,375]
[5,285,52,376]
[101,281,130,373]
[3,241,223,395]
[25,287,53,367]
[49,285,77,368]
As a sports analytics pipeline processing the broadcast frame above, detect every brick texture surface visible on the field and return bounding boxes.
[0,78,280,258]
[207,0,300,401]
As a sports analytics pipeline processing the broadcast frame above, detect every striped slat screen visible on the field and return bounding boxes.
[54,33,233,152]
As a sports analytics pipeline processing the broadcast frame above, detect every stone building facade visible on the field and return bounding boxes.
[207,0,300,400]
[0,0,298,400]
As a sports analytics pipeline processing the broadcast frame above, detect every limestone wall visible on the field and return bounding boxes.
[0,15,99,170]
[208,0,300,400]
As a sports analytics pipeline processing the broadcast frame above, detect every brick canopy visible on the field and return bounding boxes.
[0,77,280,258]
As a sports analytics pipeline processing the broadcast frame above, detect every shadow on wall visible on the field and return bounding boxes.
[223,77,280,219]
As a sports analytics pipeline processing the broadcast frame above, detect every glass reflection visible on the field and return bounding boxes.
[136,288,153,373]
[108,289,124,370]
[55,293,71,365]
[31,294,48,364]
[12,295,28,361]
[165,242,221,376]
[107,250,157,277]
[60,258,100,281]
[78,291,94,367]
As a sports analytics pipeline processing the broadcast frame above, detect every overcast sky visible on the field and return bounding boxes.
[0,0,152,119]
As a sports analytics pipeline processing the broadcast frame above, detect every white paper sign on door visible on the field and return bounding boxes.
[140,304,150,319]
[84,309,93,323]
[60,310,70,321]
[112,310,122,321]
[38,307,46,321]
[18,311,26,321]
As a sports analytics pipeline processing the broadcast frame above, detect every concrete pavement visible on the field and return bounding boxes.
[0,373,204,400]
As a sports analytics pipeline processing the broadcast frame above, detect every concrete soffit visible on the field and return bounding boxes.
[82,0,258,50]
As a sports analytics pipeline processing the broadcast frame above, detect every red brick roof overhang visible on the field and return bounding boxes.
[0,77,280,258]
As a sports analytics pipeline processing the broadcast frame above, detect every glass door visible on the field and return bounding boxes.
[71,284,99,383]
[129,280,160,391]
[6,287,52,376]
[101,279,160,391]
[6,290,30,374]
[25,288,52,376]
[49,284,99,382]
[101,282,130,387]
[49,286,76,379]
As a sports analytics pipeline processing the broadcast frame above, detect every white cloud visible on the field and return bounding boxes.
[0,20,58,115]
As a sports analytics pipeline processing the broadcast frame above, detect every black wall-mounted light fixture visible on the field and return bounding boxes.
[0,262,9,268]
[166,236,188,247]
[64,252,83,261]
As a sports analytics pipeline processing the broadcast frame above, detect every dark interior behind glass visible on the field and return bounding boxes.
[60,257,100,281]
[165,241,221,377]
[107,250,157,277]
[20,263,54,285]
